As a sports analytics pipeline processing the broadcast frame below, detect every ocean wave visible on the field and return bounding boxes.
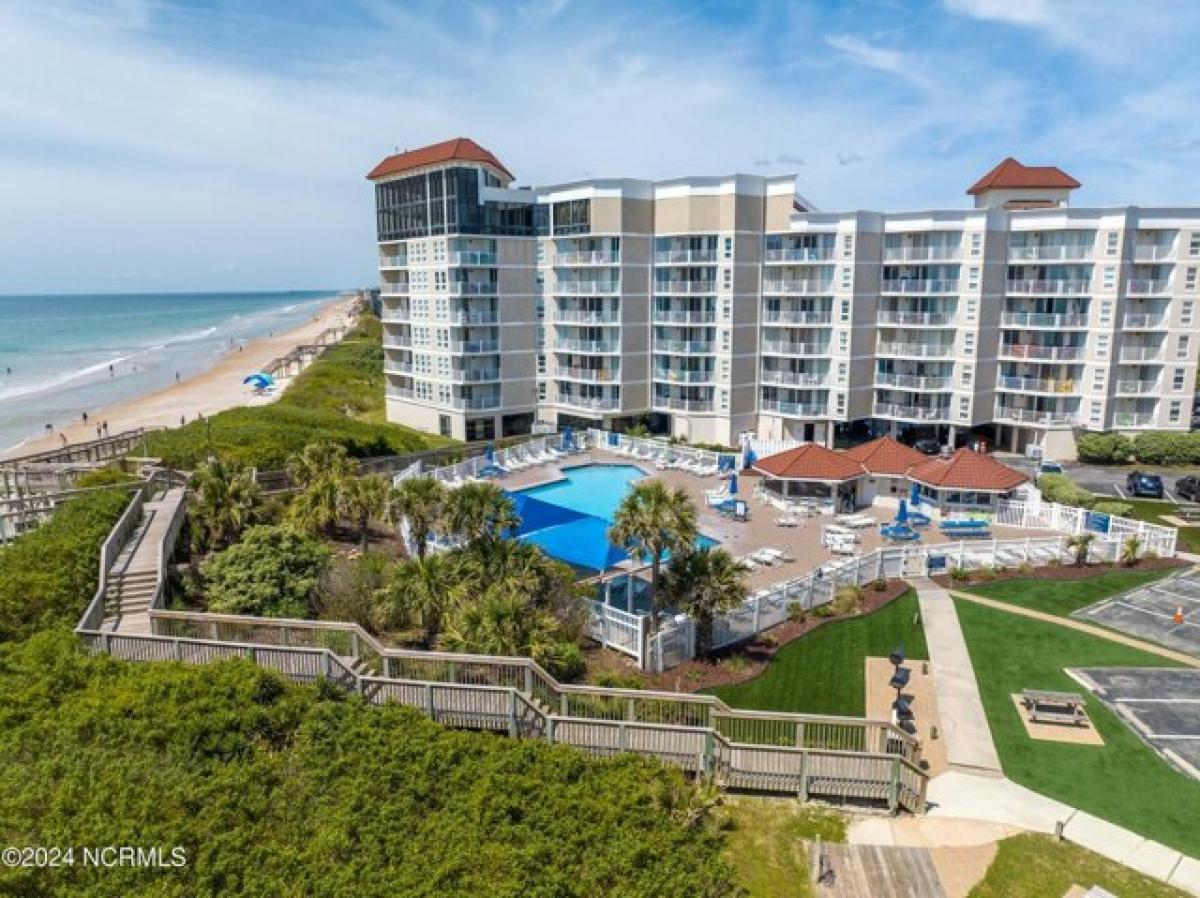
[0,354,132,404]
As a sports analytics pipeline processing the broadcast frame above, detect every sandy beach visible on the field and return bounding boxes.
[3,295,359,459]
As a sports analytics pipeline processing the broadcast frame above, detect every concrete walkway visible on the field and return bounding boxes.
[951,589,1200,668]
[912,577,1003,776]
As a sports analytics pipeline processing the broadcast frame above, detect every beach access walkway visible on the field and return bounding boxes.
[101,486,186,636]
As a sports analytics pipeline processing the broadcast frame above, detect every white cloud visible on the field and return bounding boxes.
[824,34,933,91]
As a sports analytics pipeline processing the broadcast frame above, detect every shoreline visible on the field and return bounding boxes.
[2,295,359,460]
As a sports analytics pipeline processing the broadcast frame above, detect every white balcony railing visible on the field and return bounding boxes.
[1133,245,1174,261]
[652,309,717,324]
[555,250,619,265]
[554,280,620,295]
[764,247,836,263]
[654,280,718,295]
[1112,411,1157,427]
[998,344,1084,361]
[882,246,962,262]
[872,402,951,421]
[876,342,955,358]
[763,279,836,295]
[655,339,716,354]
[877,311,955,326]
[654,248,718,264]
[993,406,1077,425]
[552,366,619,383]
[556,394,620,411]
[996,376,1077,394]
[760,341,832,356]
[1126,278,1172,295]
[447,282,498,296]
[1005,279,1092,296]
[1115,380,1160,395]
[653,367,714,384]
[380,309,411,324]
[761,370,830,387]
[447,394,502,411]
[451,251,496,266]
[447,340,500,354]
[555,339,620,354]
[654,396,715,412]
[1007,245,1094,261]
[874,373,953,390]
[760,400,829,417]
[1000,312,1089,328]
[880,279,959,294]
[1119,346,1165,362]
[380,283,410,296]
[555,310,621,324]
[1122,313,1168,329]
[382,361,413,376]
[448,310,499,325]
[380,255,407,268]
[446,368,501,384]
[762,310,834,325]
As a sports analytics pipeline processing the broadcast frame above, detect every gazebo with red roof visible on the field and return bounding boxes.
[841,436,929,507]
[752,443,868,511]
[906,448,1030,513]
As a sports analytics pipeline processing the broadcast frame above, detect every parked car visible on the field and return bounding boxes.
[1177,476,1200,502]
[1127,471,1165,499]
[1036,460,1064,484]
[912,437,941,455]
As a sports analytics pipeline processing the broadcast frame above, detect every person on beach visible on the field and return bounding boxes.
[180,415,186,427]
[59,434,67,448]
[82,411,88,425]
[175,371,180,383]
[96,426,102,440]
[108,364,114,378]
[102,421,109,436]
[44,423,52,434]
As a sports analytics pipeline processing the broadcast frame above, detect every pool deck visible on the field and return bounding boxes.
[499,448,1048,592]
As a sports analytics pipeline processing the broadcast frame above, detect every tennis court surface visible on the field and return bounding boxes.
[1072,567,1200,658]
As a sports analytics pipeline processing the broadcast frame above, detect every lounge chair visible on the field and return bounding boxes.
[737,555,760,571]
[758,547,794,564]
[776,513,800,528]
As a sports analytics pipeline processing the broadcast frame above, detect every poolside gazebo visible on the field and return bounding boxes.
[752,443,867,512]
[841,437,928,508]
[906,449,1028,515]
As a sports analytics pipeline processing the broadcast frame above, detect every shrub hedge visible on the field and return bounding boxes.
[1077,430,1200,466]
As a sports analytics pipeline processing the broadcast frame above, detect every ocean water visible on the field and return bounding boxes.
[0,291,341,452]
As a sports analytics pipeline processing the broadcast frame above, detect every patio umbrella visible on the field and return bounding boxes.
[909,481,923,508]
[242,373,272,389]
[728,472,738,495]
[562,426,574,450]
[485,443,495,465]
[742,447,757,470]
[895,499,909,524]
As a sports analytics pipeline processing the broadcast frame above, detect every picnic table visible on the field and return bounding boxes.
[1021,689,1086,726]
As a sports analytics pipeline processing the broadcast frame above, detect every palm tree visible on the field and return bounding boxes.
[288,474,343,535]
[286,441,357,489]
[376,553,464,646]
[1067,532,1095,567]
[391,476,448,559]
[461,537,588,637]
[439,589,572,675]
[189,458,261,552]
[440,481,520,546]
[608,480,698,633]
[1121,535,1143,567]
[662,547,748,658]
[338,473,392,551]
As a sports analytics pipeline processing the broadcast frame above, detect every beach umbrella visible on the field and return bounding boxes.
[242,373,271,389]
[895,499,909,524]
[485,443,495,464]
[729,472,738,495]
[718,454,735,472]
[909,481,922,508]
[743,447,757,470]
[563,426,574,450]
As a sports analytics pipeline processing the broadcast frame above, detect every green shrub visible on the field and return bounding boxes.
[1131,431,1200,466]
[869,578,888,592]
[202,524,331,618]
[1038,473,1097,509]
[73,467,138,488]
[949,566,971,583]
[316,552,395,632]
[1092,500,1133,517]
[831,585,864,616]
[590,670,646,690]
[1076,432,1134,464]
[811,603,835,618]
[788,601,806,622]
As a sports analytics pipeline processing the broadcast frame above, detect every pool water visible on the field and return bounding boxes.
[509,463,716,573]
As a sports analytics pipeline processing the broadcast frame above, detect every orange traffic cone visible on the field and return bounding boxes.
[1174,606,1185,625]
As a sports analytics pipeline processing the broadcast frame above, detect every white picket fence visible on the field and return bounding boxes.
[394,433,583,489]
[995,498,1177,557]
[586,429,737,471]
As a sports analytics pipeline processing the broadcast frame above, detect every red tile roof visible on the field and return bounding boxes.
[907,449,1028,492]
[967,157,1080,195]
[366,138,513,181]
[841,436,927,476]
[753,443,865,482]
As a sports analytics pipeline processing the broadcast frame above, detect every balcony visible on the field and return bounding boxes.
[556,309,621,324]
[387,387,416,402]
[447,282,498,296]
[1000,312,1089,328]
[874,372,953,390]
[556,250,619,265]
[380,308,411,324]
[1115,380,1160,395]
[760,399,829,418]
[763,279,836,295]
[880,279,959,294]
[872,403,950,421]
[1126,278,1172,296]
[384,336,412,349]
[555,338,620,354]
[654,396,715,412]
[654,367,715,384]
[1133,245,1174,261]
[447,394,502,411]
[556,394,620,411]
[448,340,500,354]
[553,366,619,383]
[762,310,833,325]
[876,342,954,359]
[446,367,501,384]
[380,283,410,296]
[996,376,1076,394]
[656,339,716,354]
[382,360,413,376]
[993,406,1077,426]
[998,344,1083,361]
[764,247,835,263]
[761,341,832,356]
[448,310,499,324]
[877,311,955,327]
[654,280,718,295]
[1112,411,1157,428]
[380,255,407,268]
[882,246,962,262]
[555,280,620,295]
[655,248,718,264]
[1122,313,1167,329]
[1005,279,1091,296]
[451,251,496,266]
[653,308,717,324]
[1007,245,1094,262]
[761,370,830,388]
[1119,346,1165,363]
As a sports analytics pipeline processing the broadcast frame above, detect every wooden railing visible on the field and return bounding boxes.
[77,483,151,631]
[0,428,149,469]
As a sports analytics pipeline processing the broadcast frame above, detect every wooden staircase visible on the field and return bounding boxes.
[101,487,186,635]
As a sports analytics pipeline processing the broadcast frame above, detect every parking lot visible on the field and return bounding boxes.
[1070,667,1200,779]
[995,454,1194,503]
[1073,568,1200,658]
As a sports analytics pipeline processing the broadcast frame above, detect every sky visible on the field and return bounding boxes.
[2,0,1199,294]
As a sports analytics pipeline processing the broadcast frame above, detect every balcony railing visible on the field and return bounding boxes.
[447,282,498,296]
[448,340,500,354]
[380,283,410,296]
[447,394,502,411]
[762,310,833,325]
[1005,279,1091,296]
[654,396,715,412]
[380,309,411,324]
[446,368,501,383]
[764,247,835,262]
[1119,346,1165,362]
[448,310,499,324]
[654,280,718,295]
[880,279,959,294]
[763,279,836,295]
[761,370,830,387]
[387,387,416,401]
[882,246,962,262]
[874,373,952,390]
[451,251,496,266]
[1133,245,1174,261]
[654,368,715,384]
[1126,278,1172,295]
[761,341,832,356]
[654,249,718,264]
[872,402,950,421]
[556,250,619,265]
[653,308,717,324]
[1000,312,1089,328]
[877,311,955,326]
[876,342,954,358]
[380,255,407,268]
[382,361,413,376]
[556,394,620,411]
[552,366,619,383]
[998,344,1084,361]
[656,339,716,354]
[1112,411,1157,427]
[554,280,620,295]
[1122,313,1167,329]
[760,399,829,417]
[1007,245,1094,261]
[993,406,1077,425]
[1115,380,1160,395]
[996,376,1076,394]
[555,339,620,354]
[556,310,621,324]
[384,336,412,349]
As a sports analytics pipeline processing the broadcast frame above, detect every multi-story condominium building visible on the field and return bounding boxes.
[369,142,1200,459]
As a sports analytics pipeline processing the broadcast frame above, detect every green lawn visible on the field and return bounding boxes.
[1123,497,1200,553]
[960,567,1177,617]
[969,833,1190,898]
[955,597,1200,857]
[710,590,927,716]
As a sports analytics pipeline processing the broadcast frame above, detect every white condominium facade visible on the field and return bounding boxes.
[369,142,1200,459]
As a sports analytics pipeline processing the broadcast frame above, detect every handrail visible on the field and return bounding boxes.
[78,482,150,631]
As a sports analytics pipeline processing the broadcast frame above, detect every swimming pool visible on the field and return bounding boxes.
[509,463,716,573]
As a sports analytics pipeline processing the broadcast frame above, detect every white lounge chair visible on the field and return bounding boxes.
[758,547,794,564]
[750,548,778,566]
[776,513,800,528]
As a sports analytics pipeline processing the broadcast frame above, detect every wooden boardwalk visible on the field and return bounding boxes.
[817,844,946,898]
[101,487,186,636]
